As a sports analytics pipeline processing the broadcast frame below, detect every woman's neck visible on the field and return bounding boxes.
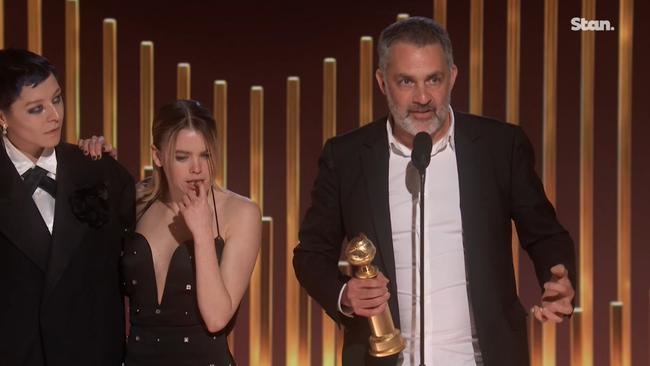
[155,199,193,240]
[5,134,44,163]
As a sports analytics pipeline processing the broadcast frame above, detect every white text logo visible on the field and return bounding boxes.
[571,17,615,31]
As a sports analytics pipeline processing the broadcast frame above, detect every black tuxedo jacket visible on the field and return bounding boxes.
[0,140,135,365]
[294,112,575,366]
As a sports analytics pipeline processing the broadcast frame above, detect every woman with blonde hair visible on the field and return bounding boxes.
[120,100,260,365]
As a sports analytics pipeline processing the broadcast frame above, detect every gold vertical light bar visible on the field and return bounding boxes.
[213,81,228,189]
[542,0,558,364]
[529,316,543,366]
[322,58,337,146]
[249,87,264,217]
[542,0,558,218]
[27,0,41,54]
[177,63,191,100]
[570,308,583,366]
[579,0,595,364]
[322,58,340,366]
[433,0,447,28]
[294,79,311,366]
[610,302,623,366]
[286,77,310,366]
[212,80,231,352]
[617,1,633,366]
[102,19,118,148]
[0,0,4,49]
[64,0,80,143]
[469,0,483,115]
[249,86,264,366]
[506,0,521,291]
[359,36,373,126]
[260,217,274,366]
[139,41,154,180]
[396,13,409,21]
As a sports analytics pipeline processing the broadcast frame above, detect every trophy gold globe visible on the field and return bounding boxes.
[345,233,405,357]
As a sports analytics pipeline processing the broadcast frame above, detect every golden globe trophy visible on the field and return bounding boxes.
[345,233,405,357]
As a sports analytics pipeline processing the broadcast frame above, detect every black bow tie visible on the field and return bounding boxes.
[21,166,57,198]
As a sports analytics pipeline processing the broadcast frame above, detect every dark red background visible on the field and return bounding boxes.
[4,0,649,364]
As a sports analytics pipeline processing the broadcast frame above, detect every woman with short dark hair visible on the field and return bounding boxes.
[0,48,135,366]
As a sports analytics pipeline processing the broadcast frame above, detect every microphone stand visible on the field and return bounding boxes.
[418,169,426,366]
[411,131,432,366]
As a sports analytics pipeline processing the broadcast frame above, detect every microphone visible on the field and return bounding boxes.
[411,132,433,174]
[410,131,432,366]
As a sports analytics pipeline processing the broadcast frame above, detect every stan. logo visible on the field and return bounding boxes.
[571,17,615,31]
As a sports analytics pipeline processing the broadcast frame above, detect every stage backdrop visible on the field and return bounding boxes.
[3,0,649,365]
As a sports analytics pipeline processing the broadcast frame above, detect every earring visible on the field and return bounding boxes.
[1,124,7,135]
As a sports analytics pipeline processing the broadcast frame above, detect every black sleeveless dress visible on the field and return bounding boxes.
[121,226,236,366]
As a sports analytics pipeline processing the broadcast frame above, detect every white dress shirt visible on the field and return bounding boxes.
[387,108,477,365]
[3,135,57,233]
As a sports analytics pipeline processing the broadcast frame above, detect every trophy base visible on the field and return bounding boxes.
[368,330,406,357]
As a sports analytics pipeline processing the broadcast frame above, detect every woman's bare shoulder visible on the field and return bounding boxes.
[217,189,261,224]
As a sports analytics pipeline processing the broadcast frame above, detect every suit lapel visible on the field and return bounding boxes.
[453,112,487,329]
[454,112,483,248]
[359,120,401,328]
[45,144,88,294]
[0,139,52,272]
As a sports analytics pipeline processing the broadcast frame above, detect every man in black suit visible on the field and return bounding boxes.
[294,17,575,365]
[0,49,134,365]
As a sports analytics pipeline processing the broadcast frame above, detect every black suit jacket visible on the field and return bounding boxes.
[0,140,135,366]
[294,112,575,366]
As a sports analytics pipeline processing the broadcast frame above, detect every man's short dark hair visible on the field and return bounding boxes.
[377,16,454,71]
[0,49,58,111]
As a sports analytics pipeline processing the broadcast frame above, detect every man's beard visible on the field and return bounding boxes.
[387,93,451,137]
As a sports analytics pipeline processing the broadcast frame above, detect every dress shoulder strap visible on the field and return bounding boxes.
[210,186,222,239]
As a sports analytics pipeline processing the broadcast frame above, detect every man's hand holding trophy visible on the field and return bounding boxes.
[341,233,405,357]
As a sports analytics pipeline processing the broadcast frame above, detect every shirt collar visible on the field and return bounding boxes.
[3,135,57,178]
[386,105,456,157]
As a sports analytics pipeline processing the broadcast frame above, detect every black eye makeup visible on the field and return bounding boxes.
[27,105,44,114]
[24,93,63,115]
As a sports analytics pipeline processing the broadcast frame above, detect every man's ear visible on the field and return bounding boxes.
[375,68,387,95]
[152,145,163,168]
[449,64,458,91]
